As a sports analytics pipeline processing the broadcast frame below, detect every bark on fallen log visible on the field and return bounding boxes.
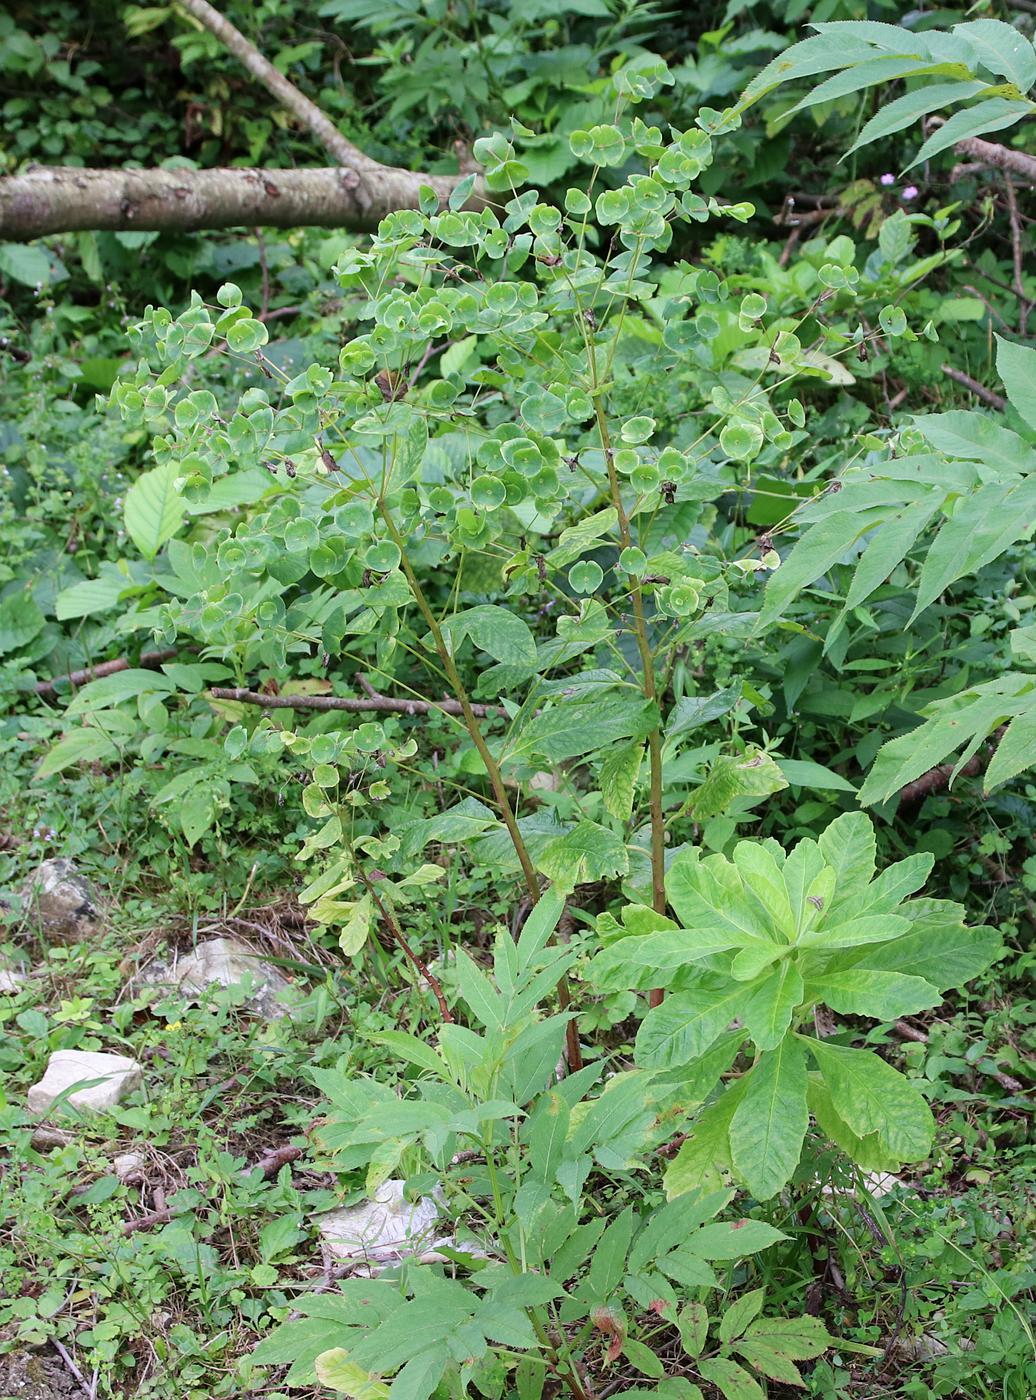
[35,648,179,697]
[209,686,506,719]
[0,165,483,240]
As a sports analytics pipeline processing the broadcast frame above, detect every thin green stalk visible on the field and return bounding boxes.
[590,397,667,940]
[378,501,584,1069]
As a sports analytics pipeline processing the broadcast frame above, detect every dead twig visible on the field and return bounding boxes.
[939,364,1007,412]
[209,685,506,719]
[1001,176,1031,338]
[36,648,180,697]
[898,727,1006,805]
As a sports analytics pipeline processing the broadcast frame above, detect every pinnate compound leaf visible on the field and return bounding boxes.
[803,1037,934,1162]
[729,1038,809,1200]
[985,706,1036,791]
[719,1289,766,1344]
[908,98,1033,170]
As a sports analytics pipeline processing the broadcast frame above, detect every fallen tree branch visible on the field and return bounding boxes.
[939,363,1007,411]
[0,0,485,241]
[209,685,506,719]
[898,728,1007,805]
[929,116,1036,183]
[177,0,366,168]
[0,165,480,240]
[35,648,179,697]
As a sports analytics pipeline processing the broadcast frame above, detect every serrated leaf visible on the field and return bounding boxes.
[125,459,186,559]
[719,1288,766,1344]
[698,1357,765,1400]
[907,97,1032,169]
[729,1038,809,1200]
[742,1313,834,1361]
[985,707,1036,790]
[846,79,987,154]
[733,1338,805,1387]
[666,684,742,738]
[835,899,1000,991]
[911,478,1036,621]
[803,1037,934,1162]
[686,1218,786,1260]
[508,694,658,764]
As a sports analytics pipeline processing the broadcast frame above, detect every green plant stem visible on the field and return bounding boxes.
[380,503,542,903]
[379,501,583,1069]
[590,399,667,945]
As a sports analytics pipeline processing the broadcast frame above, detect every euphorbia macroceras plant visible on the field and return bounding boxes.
[98,50,1004,1198]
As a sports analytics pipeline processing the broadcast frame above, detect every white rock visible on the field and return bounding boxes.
[822,1170,901,1200]
[166,937,295,1017]
[317,1179,449,1276]
[0,967,26,992]
[28,1050,142,1116]
[113,1151,146,1181]
[20,858,101,944]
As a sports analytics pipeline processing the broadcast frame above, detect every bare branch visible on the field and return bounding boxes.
[209,685,506,719]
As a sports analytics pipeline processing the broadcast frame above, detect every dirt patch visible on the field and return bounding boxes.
[0,1348,82,1400]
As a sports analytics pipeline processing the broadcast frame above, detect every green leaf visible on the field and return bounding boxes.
[798,914,910,950]
[697,1358,765,1400]
[733,1339,804,1388]
[538,820,628,891]
[742,962,804,1051]
[666,685,742,739]
[54,572,131,621]
[729,1038,809,1200]
[508,694,658,764]
[836,899,1000,991]
[65,668,176,716]
[124,460,186,559]
[686,1218,786,1261]
[777,758,856,792]
[911,478,1036,621]
[846,80,987,155]
[741,1313,834,1361]
[984,708,1036,791]
[688,749,788,820]
[908,98,1032,169]
[590,928,742,993]
[315,1351,390,1399]
[636,977,746,1067]
[996,334,1036,433]
[719,1289,766,1344]
[0,242,54,287]
[664,1080,747,1199]
[805,969,941,1020]
[36,727,120,779]
[598,743,643,822]
[547,507,618,568]
[666,849,777,951]
[955,19,1036,90]
[818,811,876,905]
[808,1076,898,1174]
[803,1037,934,1162]
[440,605,537,667]
[0,593,45,655]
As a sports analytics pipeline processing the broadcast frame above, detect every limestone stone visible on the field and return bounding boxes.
[317,1179,449,1275]
[28,1049,141,1116]
[113,1151,146,1181]
[20,858,101,944]
[0,966,27,992]
[167,936,295,1016]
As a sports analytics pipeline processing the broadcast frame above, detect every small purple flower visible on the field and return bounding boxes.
[902,185,919,201]
[880,173,895,187]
